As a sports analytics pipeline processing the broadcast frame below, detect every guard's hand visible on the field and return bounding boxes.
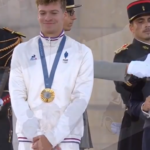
[0,98,3,111]
[142,96,150,112]
[111,122,121,135]
[127,61,150,78]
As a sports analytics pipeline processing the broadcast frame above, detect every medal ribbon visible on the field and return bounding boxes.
[38,35,66,89]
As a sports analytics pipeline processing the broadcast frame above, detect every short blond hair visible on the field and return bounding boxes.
[36,0,66,10]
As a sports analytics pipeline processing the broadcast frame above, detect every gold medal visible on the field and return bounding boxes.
[41,88,55,103]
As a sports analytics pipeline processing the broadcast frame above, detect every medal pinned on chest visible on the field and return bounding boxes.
[38,35,66,103]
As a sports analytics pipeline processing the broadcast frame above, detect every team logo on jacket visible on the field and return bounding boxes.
[30,55,37,60]
[63,51,68,63]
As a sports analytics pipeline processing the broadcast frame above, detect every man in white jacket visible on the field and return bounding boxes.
[9,0,94,150]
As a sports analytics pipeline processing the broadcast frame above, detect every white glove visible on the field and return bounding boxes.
[0,99,3,111]
[127,61,150,78]
[111,122,121,135]
[0,99,3,106]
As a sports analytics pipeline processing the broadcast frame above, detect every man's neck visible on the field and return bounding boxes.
[41,30,64,38]
[135,38,150,46]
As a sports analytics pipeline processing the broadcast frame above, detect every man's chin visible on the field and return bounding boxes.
[64,27,71,32]
[44,29,55,34]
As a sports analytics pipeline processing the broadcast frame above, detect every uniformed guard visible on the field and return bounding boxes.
[64,1,93,150]
[113,0,150,150]
[0,27,25,150]
[64,0,81,31]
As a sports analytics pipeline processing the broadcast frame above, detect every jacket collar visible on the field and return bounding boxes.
[133,38,150,50]
[39,30,65,47]
[40,30,65,41]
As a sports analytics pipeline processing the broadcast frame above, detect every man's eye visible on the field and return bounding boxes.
[137,20,143,23]
[52,12,57,15]
[40,13,45,15]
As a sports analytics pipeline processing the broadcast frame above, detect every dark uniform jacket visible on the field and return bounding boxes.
[129,60,150,150]
[113,39,150,150]
[0,28,24,150]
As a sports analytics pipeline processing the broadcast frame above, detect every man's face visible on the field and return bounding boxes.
[37,1,65,35]
[63,8,76,31]
[130,15,150,42]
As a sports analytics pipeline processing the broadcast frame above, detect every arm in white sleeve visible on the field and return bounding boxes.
[45,46,94,147]
[9,45,41,140]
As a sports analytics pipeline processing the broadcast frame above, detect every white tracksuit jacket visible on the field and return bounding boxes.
[9,33,94,149]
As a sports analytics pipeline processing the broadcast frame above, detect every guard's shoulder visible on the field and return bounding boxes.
[1,27,26,38]
[114,43,131,55]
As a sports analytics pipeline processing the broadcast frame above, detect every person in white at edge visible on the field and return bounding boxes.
[9,0,94,150]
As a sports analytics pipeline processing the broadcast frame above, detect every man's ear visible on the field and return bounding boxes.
[64,11,68,18]
[129,23,133,32]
